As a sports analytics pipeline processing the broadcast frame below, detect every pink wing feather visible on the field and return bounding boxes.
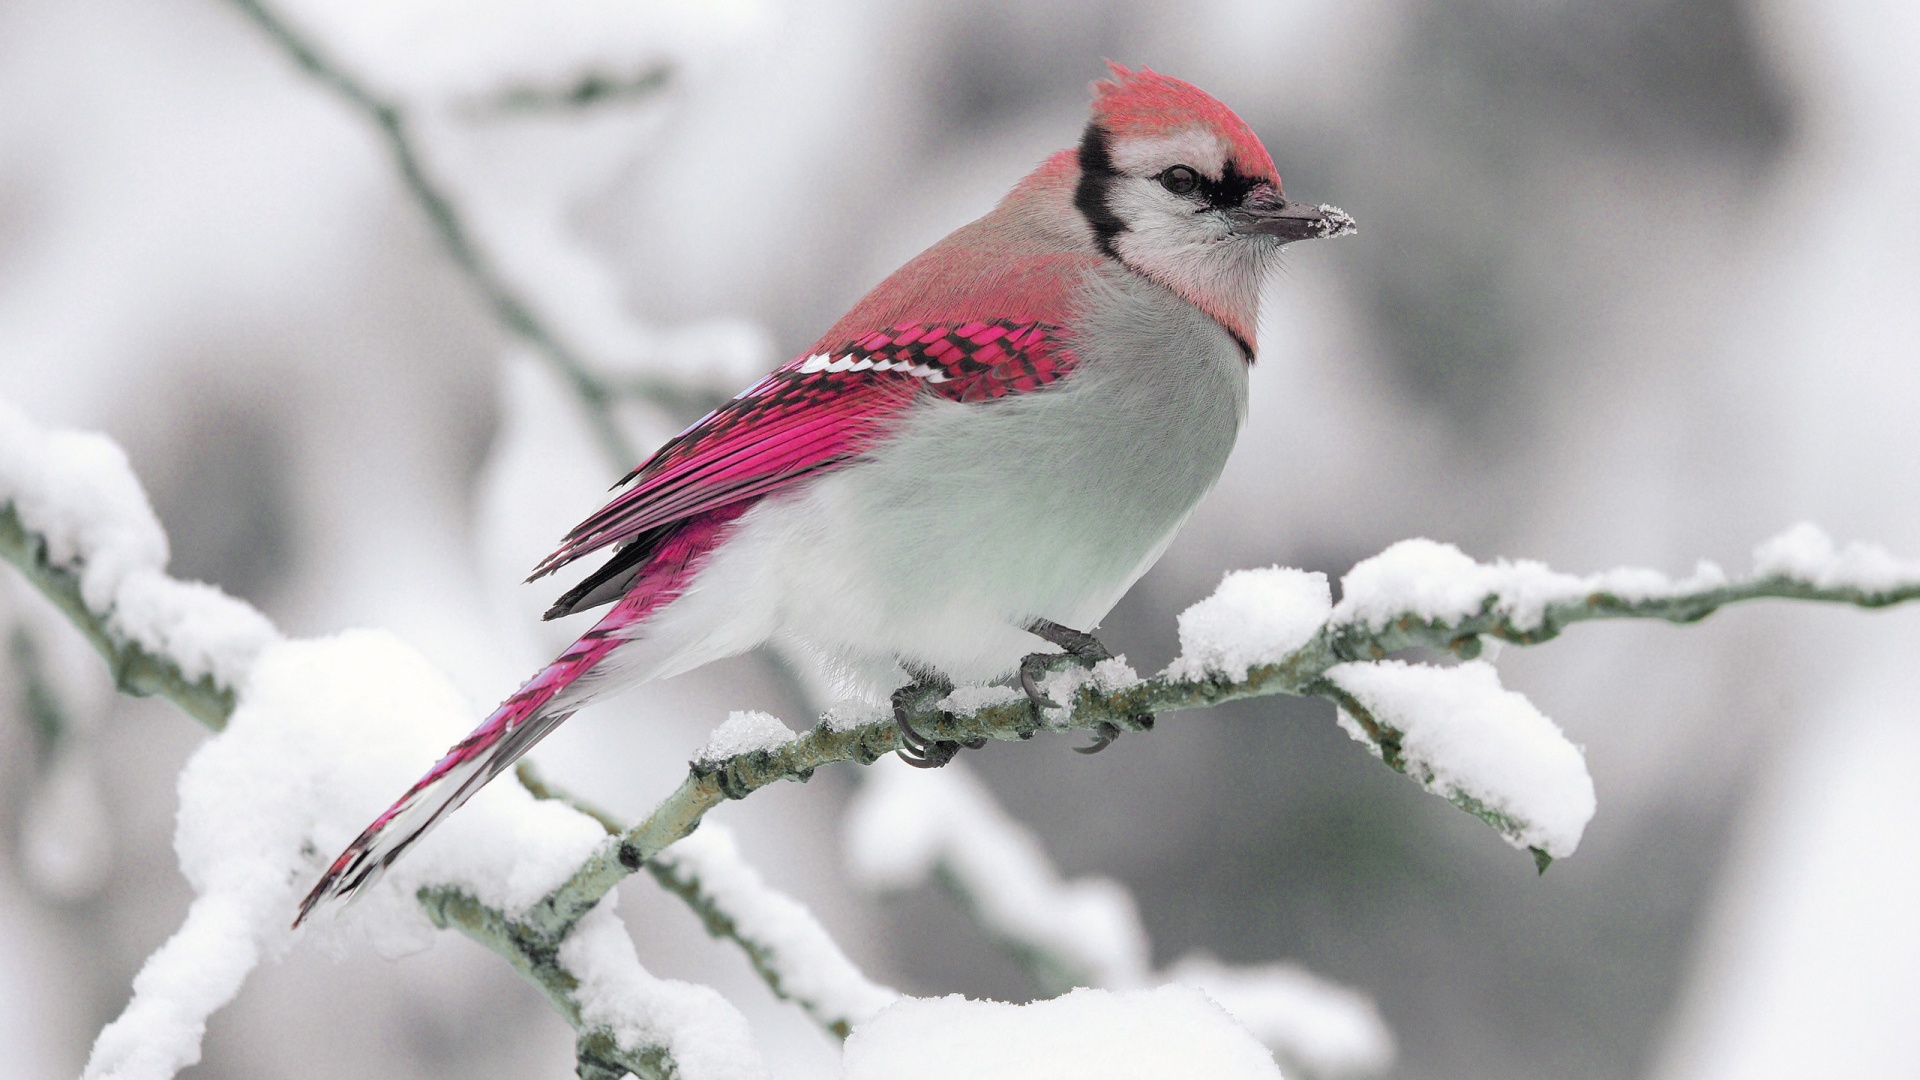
[295,319,1077,925]
[532,319,1076,580]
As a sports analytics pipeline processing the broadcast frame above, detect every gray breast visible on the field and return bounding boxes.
[843,266,1250,628]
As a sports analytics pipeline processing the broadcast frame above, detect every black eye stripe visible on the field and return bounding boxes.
[1074,123,1126,259]
[1192,161,1263,209]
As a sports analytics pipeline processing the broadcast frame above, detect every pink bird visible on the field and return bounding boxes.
[297,62,1353,924]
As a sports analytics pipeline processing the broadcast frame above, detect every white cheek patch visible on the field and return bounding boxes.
[1106,127,1229,178]
[1106,180,1232,246]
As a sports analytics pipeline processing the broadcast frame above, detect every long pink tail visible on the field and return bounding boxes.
[294,504,750,926]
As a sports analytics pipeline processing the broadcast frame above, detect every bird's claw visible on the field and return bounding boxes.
[1022,621,1157,753]
[1019,654,1064,712]
[1019,619,1113,721]
[1074,722,1123,754]
[892,673,968,768]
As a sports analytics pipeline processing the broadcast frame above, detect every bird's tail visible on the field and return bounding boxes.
[293,617,625,926]
[294,502,756,927]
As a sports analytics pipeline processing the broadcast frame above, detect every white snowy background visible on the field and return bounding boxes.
[0,0,1915,1078]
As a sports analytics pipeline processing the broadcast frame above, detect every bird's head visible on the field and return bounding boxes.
[1073,62,1353,354]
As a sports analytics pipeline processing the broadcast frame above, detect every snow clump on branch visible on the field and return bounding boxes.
[1169,566,1331,681]
[1327,659,1595,858]
[1333,537,1728,633]
[84,630,764,1080]
[0,399,276,689]
[1753,522,1920,592]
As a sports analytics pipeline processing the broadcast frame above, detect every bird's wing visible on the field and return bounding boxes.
[530,319,1077,580]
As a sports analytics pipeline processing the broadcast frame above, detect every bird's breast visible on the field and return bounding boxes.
[748,268,1248,684]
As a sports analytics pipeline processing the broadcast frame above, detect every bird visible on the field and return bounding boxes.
[296,62,1353,925]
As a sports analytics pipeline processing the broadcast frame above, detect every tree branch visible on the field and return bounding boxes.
[0,504,234,729]
[524,547,1920,935]
[461,63,673,117]
[219,0,641,466]
[15,390,1920,1074]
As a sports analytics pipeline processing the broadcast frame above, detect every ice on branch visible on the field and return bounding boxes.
[0,399,277,691]
[1753,522,1920,592]
[1332,538,1727,635]
[696,710,798,765]
[843,986,1283,1080]
[1167,956,1393,1079]
[654,825,900,1033]
[1170,567,1331,681]
[1326,660,1595,859]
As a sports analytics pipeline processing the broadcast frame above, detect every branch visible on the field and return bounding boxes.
[16,391,1920,1073]
[518,762,900,1040]
[461,63,673,117]
[9,624,70,762]
[220,0,640,466]
[0,504,237,729]
[526,532,1920,934]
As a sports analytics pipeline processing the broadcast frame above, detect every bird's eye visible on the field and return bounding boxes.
[1159,165,1200,195]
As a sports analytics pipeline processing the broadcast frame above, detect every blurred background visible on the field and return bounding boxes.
[1,0,1916,1077]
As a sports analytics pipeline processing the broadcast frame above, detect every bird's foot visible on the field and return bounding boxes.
[892,673,978,768]
[1019,620,1154,753]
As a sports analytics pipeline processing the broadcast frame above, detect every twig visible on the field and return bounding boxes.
[517,762,899,1040]
[414,886,679,1080]
[9,626,68,765]
[524,562,1920,937]
[14,408,1920,1072]
[0,505,234,729]
[463,64,673,117]
[219,0,638,468]
[2,497,687,1074]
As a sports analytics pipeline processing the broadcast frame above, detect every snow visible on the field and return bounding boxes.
[1169,567,1331,681]
[842,986,1284,1080]
[1016,654,1144,724]
[1090,655,1143,693]
[1326,660,1595,858]
[1333,537,1728,635]
[561,904,770,1080]
[844,757,1151,990]
[1314,204,1359,239]
[821,698,888,733]
[0,398,277,689]
[1167,955,1393,1079]
[85,629,765,1080]
[938,684,1025,714]
[655,824,899,1029]
[697,710,797,764]
[1752,522,1920,593]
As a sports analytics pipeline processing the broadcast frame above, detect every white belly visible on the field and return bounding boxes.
[603,270,1250,699]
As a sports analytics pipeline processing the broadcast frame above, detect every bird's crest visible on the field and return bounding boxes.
[1089,61,1278,186]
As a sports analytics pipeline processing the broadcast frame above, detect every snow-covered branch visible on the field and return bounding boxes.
[220,0,762,470]
[0,401,806,1080]
[13,389,1920,1077]
[517,762,901,1040]
[534,529,1920,930]
[221,0,636,466]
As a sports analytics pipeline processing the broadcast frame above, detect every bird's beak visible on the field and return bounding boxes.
[1232,191,1357,244]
